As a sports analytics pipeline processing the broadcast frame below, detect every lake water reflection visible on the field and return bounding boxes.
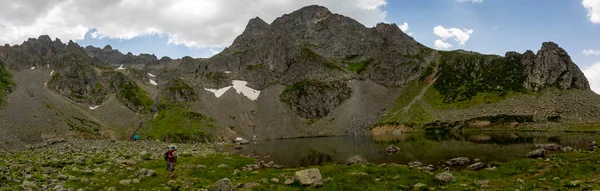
[231,131,600,167]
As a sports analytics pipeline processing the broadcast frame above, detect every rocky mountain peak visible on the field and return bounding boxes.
[523,41,589,91]
[271,5,332,29]
[103,45,113,51]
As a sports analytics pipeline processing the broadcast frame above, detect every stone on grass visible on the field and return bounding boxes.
[467,162,485,170]
[217,164,229,168]
[22,180,38,189]
[414,183,426,188]
[119,179,131,185]
[284,179,295,185]
[561,146,573,152]
[435,172,455,184]
[446,157,470,166]
[210,178,233,191]
[294,168,323,186]
[526,149,545,158]
[345,155,367,166]
[535,144,562,151]
[271,178,280,183]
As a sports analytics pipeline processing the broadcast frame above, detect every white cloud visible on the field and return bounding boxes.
[583,61,600,94]
[434,39,453,49]
[583,49,600,56]
[583,0,600,23]
[398,22,409,31]
[0,0,388,48]
[456,0,483,3]
[433,25,473,45]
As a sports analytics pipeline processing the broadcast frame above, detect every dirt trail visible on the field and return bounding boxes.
[402,61,439,113]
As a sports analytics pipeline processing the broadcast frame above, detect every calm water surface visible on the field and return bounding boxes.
[230,131,600,167]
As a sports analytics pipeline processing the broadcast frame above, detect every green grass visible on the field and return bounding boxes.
[345,59,372,73]
[148,101,217,142]
[376,79,434,127]
[0,60,14,106]
[116,81,154,113]
[56,147,600,190]
[424,87,523,109]
[435,50,526,103]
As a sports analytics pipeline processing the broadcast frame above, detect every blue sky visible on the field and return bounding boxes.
[72,0,599,69]
[1,0,599,92]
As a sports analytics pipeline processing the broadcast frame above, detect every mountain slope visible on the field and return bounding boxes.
[0,5,599,149]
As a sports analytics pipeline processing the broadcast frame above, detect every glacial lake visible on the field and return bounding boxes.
[228,131,600,167]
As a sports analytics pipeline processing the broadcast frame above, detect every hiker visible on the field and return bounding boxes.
[166,145,177,178]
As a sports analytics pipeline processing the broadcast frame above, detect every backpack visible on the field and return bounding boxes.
[164,151,169,161]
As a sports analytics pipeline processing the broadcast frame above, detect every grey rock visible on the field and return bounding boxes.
[345,155,368,166]
[209,178,233,191]
[526,149,545,158]
[217,164,229,168]
[284,179,295,185]
[386,145,400,153]
[535,144,562,151]
[408,161,423,167]
[270,178,280,183]
[160,79,197,102]
[561,146,574,152]
[446,157,470,166]
[119,179,131,185]
[235,138,249,145]
[414,183,426,188]
[467,162,485,170]
[22,180,37,189]
[280,80,352,118]
[435,172,455,184]
[294,168,322,186]
[523,42,589,91]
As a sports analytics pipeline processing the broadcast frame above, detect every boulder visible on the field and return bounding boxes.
[414,183,426,188]
[119,179,131,185]
[284,179,295,185]
[270,178,280,183]
[408,161,423,167]
[386,145,400,153]
[243,182,260,189]
[525,149,545,158]
[294,168,323,186]
[561,146,574,152]
[435,172,455,184]
[209,178,233,191]
[446,157,470,166]
[345,155,368,165]
[535,144,562,151]
[217,164,229,168]
[22,180,38,189]
[235,137,249,145]
[466,162,485,170]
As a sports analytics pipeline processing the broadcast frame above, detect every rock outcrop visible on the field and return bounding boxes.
[523,42,589,91]
[280,80,351,118]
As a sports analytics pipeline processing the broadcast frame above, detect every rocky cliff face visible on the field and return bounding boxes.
[85,45,158,68]
[280,80,352,118]
[523,42,589,91]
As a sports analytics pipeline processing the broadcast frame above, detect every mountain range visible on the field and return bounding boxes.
[0,5,598,150]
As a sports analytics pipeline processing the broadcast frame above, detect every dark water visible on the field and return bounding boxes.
[231,131,600,167]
